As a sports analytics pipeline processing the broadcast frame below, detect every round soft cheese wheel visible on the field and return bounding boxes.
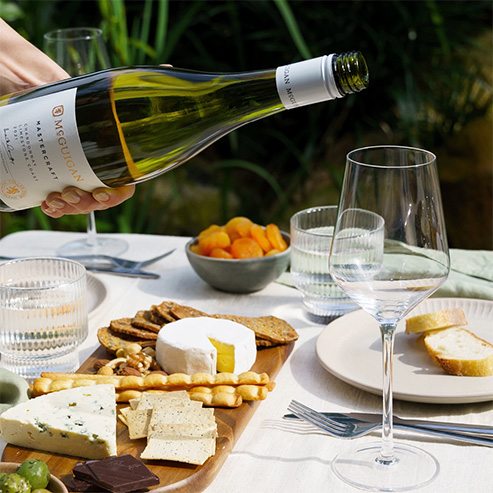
[155,316,257,375]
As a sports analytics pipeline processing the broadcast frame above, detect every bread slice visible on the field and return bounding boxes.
[424,327,493,376]
[405,308,467,334]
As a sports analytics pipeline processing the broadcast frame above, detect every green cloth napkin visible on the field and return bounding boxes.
[432,249,493,301]
[277,249,493,301]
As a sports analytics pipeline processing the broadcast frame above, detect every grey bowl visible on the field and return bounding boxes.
[186,231,290,293]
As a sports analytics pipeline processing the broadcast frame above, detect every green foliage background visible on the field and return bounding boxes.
[1,0,492,248]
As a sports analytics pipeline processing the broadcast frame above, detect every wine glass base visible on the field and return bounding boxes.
[57,237,128,257]
[331,441,439,492]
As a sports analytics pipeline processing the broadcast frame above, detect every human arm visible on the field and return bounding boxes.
[0,18,135,216]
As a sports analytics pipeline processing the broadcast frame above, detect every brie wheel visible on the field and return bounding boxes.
[155,317,257,375]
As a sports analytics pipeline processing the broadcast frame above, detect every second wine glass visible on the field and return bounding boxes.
[329,146,450,491]
[43,27,128,256]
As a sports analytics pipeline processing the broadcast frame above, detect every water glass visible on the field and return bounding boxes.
[290,206,357,323]
[0,257,88,381]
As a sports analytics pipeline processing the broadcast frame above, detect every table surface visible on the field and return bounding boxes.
[1,231,492,493]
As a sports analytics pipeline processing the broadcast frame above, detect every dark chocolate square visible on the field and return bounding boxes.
[73,455,160,493]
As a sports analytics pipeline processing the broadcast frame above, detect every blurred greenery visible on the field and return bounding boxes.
[1,0,492,248]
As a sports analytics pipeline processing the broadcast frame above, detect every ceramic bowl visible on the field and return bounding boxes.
[186,231,290,293]
[0,462,68,493]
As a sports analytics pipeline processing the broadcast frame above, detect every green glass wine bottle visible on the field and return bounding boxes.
[0,52,368,211]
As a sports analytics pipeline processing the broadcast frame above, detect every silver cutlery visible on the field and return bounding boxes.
[286,400,493,446]
[284,409,493,437]
[0,249,174,270]
[87,266,160,279]
[0,249,175,278]
[68,249,175,270]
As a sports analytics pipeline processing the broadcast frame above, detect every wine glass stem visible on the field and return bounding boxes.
[379,322,397,465]
[86,212,97,247]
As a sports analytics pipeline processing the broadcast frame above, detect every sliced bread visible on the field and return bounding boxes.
[423,327,493,377]
[405,308,467,334]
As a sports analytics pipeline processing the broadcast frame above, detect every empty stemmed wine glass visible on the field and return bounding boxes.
[43,27,128,256]
[329,146,450,491]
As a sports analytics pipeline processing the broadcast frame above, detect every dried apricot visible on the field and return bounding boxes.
[265,249,281,256]
[209,248,234,259]
[230,237,263,259]
[225,216,254,241]
[250,224,272,253]
[265,224,287,252]
[198,231,231,255]
[190,243,204,256]
[198,224,223,239]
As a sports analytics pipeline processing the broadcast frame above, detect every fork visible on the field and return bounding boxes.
[70,248,176,269]
[0,249,175,270]
[287,400,493,447]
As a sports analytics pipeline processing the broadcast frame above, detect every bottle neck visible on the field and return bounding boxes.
[275,52,368,109]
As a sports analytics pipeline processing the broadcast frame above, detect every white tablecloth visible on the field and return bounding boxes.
[1,231,492,493]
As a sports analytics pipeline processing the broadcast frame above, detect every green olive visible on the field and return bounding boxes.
[16,460,50,491]
[0,473,31,493]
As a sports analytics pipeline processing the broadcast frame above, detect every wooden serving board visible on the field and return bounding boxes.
[3,342,294,492]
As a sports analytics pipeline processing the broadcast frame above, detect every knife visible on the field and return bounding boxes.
[87,266,160,279]
[283,412,493,437]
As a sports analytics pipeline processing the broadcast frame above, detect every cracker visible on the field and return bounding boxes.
[136,390,191,410]
[132,310,163,333]
[124,408,152,439]
[212,314,298,344]
[170,304,209,320]
[97,326,155,354]
[110,318,158,340]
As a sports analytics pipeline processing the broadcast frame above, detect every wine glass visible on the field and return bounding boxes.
[329,146,450,491]
[43,27,128,256]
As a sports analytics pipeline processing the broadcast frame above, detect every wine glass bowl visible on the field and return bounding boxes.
[328,146,450,491]
[43,27,110,76]
[43,27,128,256]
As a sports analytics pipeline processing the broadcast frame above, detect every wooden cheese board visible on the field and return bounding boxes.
[2,341,294,492]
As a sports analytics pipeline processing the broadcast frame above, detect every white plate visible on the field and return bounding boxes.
[87,273,109,319]
[316,298,493,404]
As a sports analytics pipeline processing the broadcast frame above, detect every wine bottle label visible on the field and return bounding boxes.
[0,88,107,210]
[276,55,342,109]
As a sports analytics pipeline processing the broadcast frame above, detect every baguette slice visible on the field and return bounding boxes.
[405,308,467,334]
[424,327,493,376]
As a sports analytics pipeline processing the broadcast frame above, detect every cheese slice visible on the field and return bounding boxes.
[155,317,257,375]
[0,384,117,459]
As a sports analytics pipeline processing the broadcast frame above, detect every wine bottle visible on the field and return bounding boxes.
[0,52,368,211]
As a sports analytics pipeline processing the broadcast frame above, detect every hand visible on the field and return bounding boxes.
[1,20,137,217]
[41,185,136,218]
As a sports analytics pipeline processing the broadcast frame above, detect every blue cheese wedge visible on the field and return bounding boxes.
[155,317,257,374]
[0,384,116,459]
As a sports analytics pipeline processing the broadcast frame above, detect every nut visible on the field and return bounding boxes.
[116,343,142,358]
[97,366,114,376]
[93,359,111,371]
[116,366,142,376]
[149,370,168,376]
[105,357,127,369]
[126,352,153,371]
[142,347,156,357]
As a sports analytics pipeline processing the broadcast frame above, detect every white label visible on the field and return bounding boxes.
[276,55,342,109]
[0,88,107,210]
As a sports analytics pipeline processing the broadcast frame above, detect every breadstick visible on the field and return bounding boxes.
[31,371,275,408]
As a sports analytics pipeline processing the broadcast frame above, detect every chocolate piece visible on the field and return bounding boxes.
[61,474,102,492]
[73,454,160,493]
